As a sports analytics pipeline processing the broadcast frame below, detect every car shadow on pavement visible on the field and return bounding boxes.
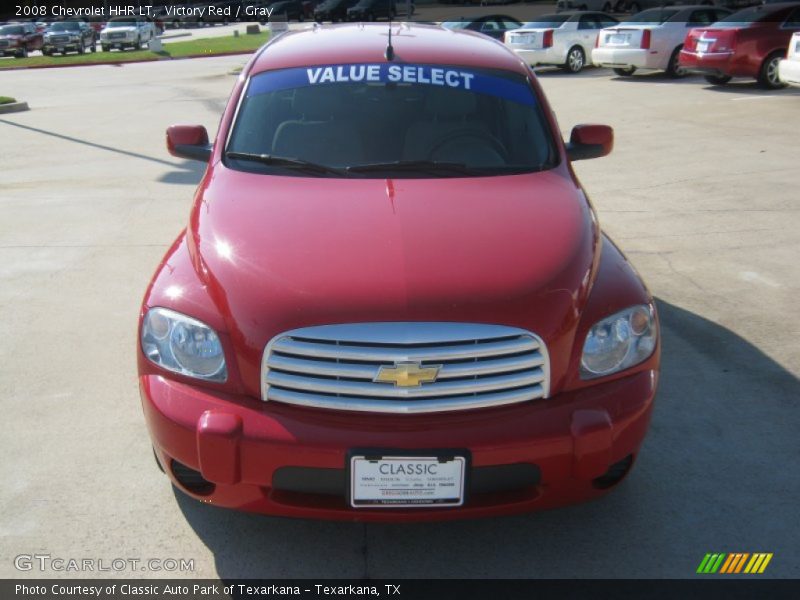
[175,298,800,578]
[698,82,800,96]
[157,160,207,185]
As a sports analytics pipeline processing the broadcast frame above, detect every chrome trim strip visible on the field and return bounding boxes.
[270,336,539,362]
[266,352,545,380]
[266,369,545,399]
[266,385,545,414]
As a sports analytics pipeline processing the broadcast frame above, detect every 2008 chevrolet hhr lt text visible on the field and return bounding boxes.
[139,23,661,521]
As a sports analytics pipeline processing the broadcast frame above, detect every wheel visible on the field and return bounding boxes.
[629,2,642,12]
[602,2,612,11]
[78,40,86,54]
[613,66,636,76]
[42,48,50,56]
[134,35,141,51]
[757,51,786,89]
[613,0,626,11]
[16,45,28,58]
[91,40,96,53]
[564,46,586,74]
[704,73,731,85]
[666,45,686,78]
[102,45,110,52]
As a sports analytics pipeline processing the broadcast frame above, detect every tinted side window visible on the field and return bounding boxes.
[688,10,714,27]
[785,8,800,29]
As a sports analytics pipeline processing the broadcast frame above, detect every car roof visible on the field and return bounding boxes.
[249,23,528,76]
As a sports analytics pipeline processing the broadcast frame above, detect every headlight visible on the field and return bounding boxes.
[141,308,227,382]
[580,304,656,379]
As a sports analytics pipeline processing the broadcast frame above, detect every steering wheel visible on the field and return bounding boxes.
[427,129,509,163]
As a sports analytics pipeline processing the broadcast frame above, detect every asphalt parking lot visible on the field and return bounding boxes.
[1,49,799,578]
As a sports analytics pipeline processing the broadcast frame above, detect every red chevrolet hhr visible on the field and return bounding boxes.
[139,23,661,521]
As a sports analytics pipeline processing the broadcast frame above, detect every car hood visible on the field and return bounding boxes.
[104,27,137,32]
[186,165,598,395]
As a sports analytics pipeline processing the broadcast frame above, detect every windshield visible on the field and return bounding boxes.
[50,22,81,31]
[0,25,25,35]
[625,9,680,24]
[226,64,556,178]
[519,15,570,29]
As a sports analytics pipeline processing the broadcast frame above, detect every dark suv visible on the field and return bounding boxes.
[347,0,395,21]
[43,20,96,55]
[314,0,360,22]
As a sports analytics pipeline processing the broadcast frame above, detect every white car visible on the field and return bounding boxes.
[592,6,731,77]
[100,16,157,52]
[504,11,619,74]
[778,32,800,86]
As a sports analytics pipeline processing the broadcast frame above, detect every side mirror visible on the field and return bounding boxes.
[566,124,613,162]
[166,125,212,162]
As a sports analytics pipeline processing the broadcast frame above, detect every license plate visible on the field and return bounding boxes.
[349,453,466,508]
[696,40,710,53]
[608,33,630,45]
[510,33,536,46]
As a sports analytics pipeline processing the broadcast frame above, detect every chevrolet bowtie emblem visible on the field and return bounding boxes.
[374,362,442,387]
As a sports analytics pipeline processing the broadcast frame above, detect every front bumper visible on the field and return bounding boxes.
[141,368,658,521]
[43,41,83,52]
[592,47,663,71]
[779,59,800,86]
[510,47,566,68]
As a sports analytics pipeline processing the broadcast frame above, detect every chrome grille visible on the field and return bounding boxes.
[51,35,69,43]
[261,323,549,414]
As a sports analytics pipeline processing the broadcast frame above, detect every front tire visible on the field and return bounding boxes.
[704,73,731,85]
[613,66,636,76]
[102,45,110,52]
[666,45,686,78]
[757,51,786,90]
[564,46,586,74]
[16,45,28,58]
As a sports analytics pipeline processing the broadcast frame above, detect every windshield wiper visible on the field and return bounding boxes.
[225,151,344,176]
[346,160,476,176]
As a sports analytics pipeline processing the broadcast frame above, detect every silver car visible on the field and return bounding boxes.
[100,16,157,52]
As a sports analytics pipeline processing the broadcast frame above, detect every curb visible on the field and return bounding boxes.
[0,50,256,71]
[0,101,29,114]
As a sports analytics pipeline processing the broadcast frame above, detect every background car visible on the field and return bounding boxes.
[0,22,42,58]
[505,12,618,73]
[42,20,96,56]
[268,0,307,21]
[778,31,800,84]
[100,16,157,52]
[557,0,619,13]
[314,0,360,22]
[347,0,396,21]
[679,2,800,88]
[593,6,732,77]
[441,15,523,41]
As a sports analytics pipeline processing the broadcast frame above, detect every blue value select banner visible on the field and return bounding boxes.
[248,63,536,107]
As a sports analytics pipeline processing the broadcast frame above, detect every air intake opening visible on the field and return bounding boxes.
[592,454,634,490]
[171,460,215,496]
